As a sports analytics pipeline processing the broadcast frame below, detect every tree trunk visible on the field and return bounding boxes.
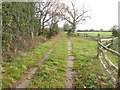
[72,24,76,33]
[38,16,42,36]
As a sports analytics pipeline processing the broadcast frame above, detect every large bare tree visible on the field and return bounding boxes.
[64,2,90,33]
[35,0,66,36]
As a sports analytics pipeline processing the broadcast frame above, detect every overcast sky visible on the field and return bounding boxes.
[58,0,120,30]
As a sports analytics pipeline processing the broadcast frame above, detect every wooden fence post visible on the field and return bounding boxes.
[110,36,114,49]
[84,33,85,37]
[97,34,101,57]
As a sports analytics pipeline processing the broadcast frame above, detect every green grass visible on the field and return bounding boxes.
[76,32,112,37]
[29,36,68,88]
[3,33,117,88]
[2,35,62,88]
[64,31,112,37]
[70,37,114,88]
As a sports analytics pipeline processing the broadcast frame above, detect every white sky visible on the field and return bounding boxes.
[58,0,120,30]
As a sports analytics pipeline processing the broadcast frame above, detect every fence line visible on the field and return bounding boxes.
[100,37,118,42]
[98,53,116,82]
[99,47,118,71]
[98,41,120,57]
[73,33,119,86]
[97,35,119,85]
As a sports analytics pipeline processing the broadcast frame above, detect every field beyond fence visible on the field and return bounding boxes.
[76,32,112,37]
[64,31,112,37]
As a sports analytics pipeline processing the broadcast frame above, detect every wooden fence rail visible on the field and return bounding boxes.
[73,33,119,86]
[97,35,119,85]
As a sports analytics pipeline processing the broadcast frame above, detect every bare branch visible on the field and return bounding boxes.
[64,1,90,31]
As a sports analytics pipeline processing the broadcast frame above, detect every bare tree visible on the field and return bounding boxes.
[35,1,54,35]
[35,0,66,36]
[63,22,71,31]
[64,2,90,33]
[48,2,67,36]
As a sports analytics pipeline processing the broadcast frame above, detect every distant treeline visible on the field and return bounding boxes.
[76,30,112,32]
[64,28,112,32]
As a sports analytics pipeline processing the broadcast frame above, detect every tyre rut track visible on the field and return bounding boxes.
[12,42,60,88]
[66,40,75,88]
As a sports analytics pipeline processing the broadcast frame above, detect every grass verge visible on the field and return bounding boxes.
[70,37,115,88]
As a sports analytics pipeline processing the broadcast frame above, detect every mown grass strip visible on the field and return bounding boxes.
[29,36,68,88]
[2,35,62,88]
[70,37,114,88]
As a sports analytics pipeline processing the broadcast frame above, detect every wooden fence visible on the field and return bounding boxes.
[97,35,119,84]
[73,33,120,86]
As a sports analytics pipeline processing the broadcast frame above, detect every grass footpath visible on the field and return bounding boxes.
[70,37,114,88]
[2,35,62,88]
[29,36,68,88]
[3,33,117,88]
